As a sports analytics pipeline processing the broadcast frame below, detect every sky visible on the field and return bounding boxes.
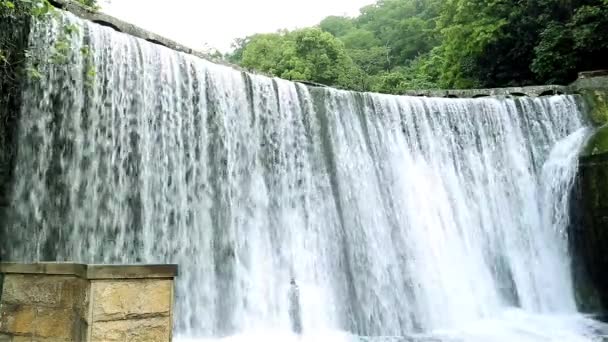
[102,0,376,53]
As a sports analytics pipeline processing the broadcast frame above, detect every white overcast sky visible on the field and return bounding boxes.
[102,0,376,52]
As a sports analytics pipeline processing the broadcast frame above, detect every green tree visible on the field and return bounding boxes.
[339,29,381,50]
[432,0,510,88]
[532,3,608,84]
[240,33,289,76]
[229,0,608,92]
[319,16,355,37]
[356,0,440,66]
[240,28,360,89]
[226,37,249,64]
[531,22,578,84]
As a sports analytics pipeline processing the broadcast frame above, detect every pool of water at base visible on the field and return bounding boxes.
[176,309,608,342]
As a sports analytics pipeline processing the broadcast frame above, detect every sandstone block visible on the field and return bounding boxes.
[8,337,32,342]
[33,308,73,339]
[1,275,75,308]
[59,278,88,310]
[90,317,171,342]
[91,280,172,321]
[0,304,35,335]
[0,263,177,342]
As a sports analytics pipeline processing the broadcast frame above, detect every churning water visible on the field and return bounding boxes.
[2,12,607,341]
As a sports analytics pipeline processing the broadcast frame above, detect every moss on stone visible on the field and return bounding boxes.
[583,125,608,156]
[581,90,608,126]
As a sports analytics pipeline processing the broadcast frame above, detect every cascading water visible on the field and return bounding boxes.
[1,12,607,341]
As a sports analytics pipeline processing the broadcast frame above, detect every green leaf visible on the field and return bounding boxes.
[26,66,42,80]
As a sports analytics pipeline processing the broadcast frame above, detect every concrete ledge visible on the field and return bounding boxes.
[403,84,568,98]
[48,0,245,71]
[0,262,87,277]
[579,70,608,79]
[50,0,195,54]
[0,262,178,279]
[86,264,178,279]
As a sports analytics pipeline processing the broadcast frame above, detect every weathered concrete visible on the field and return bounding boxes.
[47,0,246,73]
[50,0,203,56]
[0,263,177,342]
[571,70,608,92]
[403,84,569,98]
[402,72,608,99]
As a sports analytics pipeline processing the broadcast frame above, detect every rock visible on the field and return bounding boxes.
[570,152,608,313]
[90,279,172,322]
[2,275,64,307]
[34,307,74,338]
[583,126,608,156]
[582,90,608,127]
[0,305,35,335]
[90,317,172,342]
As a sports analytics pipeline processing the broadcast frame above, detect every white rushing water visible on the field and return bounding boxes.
[2,12,607,341]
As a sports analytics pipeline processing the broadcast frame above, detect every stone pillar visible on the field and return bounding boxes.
[0,263,177,342]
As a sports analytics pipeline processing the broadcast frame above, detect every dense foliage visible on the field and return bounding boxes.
[227,0,608,92]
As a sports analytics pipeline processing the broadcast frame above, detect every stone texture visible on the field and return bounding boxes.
[570,74,608,92]
[570,153,608,313]
[579,70,608,79]
[33,308,73,338]
[0,265,176,341]
[0,275,87,310]
[9,337,32,342]
[403,84,568,98]
[582,90,608,127]
[0,263,177,280]
[0,264,86,278]
[90,317,172,342]
[1,276,63,307]
[583,125,608,156]
[85,265,178,280]
[0,305,35,335]
[59,278,88,311]
[90,279,172,322]
[570,82,608,314]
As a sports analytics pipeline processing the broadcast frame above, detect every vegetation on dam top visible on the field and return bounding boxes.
[225,0,608,94]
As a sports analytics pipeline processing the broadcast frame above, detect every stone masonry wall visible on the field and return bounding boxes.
[0,263,177,342]
[0,274,88,341]
[88,279,173,341]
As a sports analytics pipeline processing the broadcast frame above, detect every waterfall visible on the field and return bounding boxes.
[2,12,606,341]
